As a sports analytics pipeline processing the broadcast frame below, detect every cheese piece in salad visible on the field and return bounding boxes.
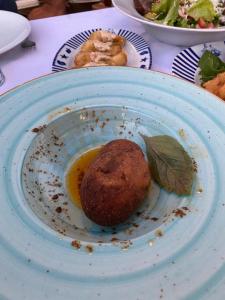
[134,0,225,28]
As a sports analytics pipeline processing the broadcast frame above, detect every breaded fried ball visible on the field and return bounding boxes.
[80,139,151,226]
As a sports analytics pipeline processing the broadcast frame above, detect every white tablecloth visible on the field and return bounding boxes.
[0,7,182,95]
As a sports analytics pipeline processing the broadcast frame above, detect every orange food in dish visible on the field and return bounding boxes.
[66,147,102,208]
[203,72,225,100]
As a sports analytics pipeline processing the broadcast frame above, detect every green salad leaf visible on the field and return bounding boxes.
[149,0,179,25]
[163,0,179,25]
[199,50,225,83]
[151,0,172,17]
[141,134,194,195]
[187,0,217,22]
[175,17,189,28]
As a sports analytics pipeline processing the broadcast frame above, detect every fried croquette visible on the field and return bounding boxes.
[80,139,151,226]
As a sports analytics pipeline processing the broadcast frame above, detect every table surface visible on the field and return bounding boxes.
[0,7,182,95]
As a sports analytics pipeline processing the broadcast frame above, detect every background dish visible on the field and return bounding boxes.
[172,41,225,84]
[0,11,31,55]
[112,0,225,46]
[0,67,225,299]
[52,28,152,71]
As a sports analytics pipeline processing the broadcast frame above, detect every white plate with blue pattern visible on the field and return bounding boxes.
[52,28,152,71]
[172,41,225,85]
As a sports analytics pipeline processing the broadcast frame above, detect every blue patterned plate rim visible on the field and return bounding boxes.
[171,40,225,84]
[52,28,152,72]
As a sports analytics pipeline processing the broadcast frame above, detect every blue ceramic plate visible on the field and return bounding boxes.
[172,41,225,84]
[52,28,152,71]
[0,67,225,300]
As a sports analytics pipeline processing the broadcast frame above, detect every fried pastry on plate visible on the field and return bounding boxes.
[89,30,125,47]
[73,30,127,68]
[80,40,122,56]
[74,52,92,68]
[74,51,127,68]
[110,51,127,66]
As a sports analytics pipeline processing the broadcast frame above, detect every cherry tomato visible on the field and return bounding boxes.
[207,22,215,28]
[198,18,207,28]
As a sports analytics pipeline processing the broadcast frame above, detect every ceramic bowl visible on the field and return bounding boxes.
[112,0,225,47]
[1,67,225,299]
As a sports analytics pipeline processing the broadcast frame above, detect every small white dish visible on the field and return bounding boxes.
[52,28,152,71]
[0,10,31,55]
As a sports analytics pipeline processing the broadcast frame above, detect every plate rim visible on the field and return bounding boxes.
[52,28,152,72]
[171,40,225,84]
[2,66,225,106]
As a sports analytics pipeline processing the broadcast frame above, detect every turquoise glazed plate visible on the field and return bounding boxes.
[0,67,225,300]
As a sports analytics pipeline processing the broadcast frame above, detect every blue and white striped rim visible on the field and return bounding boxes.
[172,41,225,84]
[52,28,152,71]
[172,48,200,83]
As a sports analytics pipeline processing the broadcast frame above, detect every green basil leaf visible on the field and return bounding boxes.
[141,134,194,195]
[199,50,225,83]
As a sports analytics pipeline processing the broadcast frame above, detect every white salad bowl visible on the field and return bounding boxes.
[112,0,225,47]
